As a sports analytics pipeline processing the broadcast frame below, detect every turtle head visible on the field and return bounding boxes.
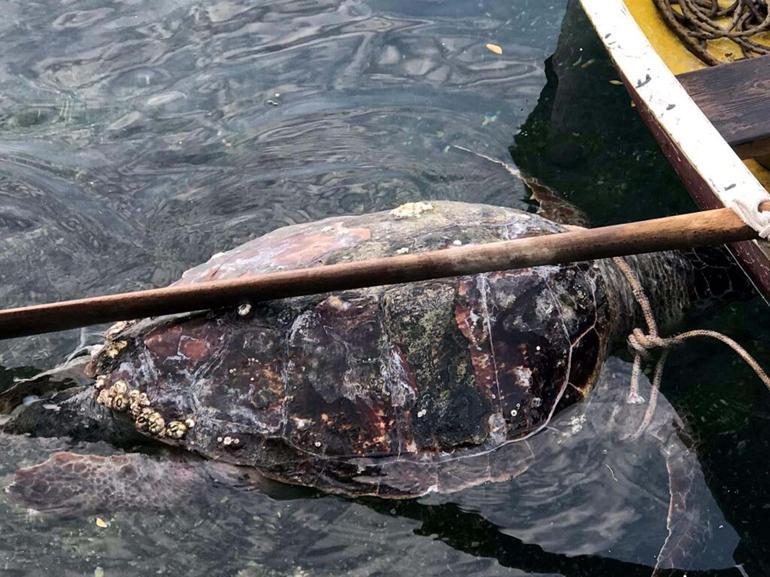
[1,353,143,444]
[87,317,211,445]
[86,312,286,458]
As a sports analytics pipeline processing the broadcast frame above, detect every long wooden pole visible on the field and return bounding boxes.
[0,206,767,340]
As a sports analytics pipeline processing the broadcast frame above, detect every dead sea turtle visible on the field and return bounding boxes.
[1,202,747,533]
[5,357,736,575]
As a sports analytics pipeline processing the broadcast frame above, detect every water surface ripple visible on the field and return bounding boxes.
[0,1,761,576]
[0,0,559,364]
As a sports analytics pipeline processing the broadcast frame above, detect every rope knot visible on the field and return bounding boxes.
[611,256,770,439]
[627,328,682,359]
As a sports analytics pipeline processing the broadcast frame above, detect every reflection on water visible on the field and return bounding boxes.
[0,359,740,576]
[0,0,768,575]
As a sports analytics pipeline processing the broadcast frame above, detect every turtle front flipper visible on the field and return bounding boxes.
[593,358,730,573]
[7,451,267,516]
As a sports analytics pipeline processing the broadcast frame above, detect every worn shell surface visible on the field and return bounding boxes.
[88,201,616,497]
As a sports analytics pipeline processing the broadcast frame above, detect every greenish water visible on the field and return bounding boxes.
[0,1,768,575]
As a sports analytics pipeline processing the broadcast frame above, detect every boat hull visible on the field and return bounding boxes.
[579,0,770,300]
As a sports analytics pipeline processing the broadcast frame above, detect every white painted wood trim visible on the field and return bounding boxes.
[579,0,770,239]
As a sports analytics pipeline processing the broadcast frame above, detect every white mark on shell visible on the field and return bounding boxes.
[390,201,434,219]
[487,413,507,444]
[292,417,312,430]
[325,296,350,311]
[513,366,533,389]
[381,346,417,407]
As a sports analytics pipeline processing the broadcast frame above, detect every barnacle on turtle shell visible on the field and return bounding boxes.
[147,412,166,436]
[104,340,128,359]
[165,421,188,439]
[110,394,129,412]
[128,390,150,418]
[134,407,155,431]
[96,388,115,407]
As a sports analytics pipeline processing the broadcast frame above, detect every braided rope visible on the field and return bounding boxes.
[654,0,770,65]
[612,256,770,437]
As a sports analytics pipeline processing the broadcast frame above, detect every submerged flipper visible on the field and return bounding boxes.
[7,451,266,516]
[586,358,717,573]
[650,426,711,575]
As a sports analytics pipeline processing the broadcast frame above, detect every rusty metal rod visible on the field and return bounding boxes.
[0,205,767,340]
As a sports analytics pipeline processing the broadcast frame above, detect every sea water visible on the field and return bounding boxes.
[0,1,768,575]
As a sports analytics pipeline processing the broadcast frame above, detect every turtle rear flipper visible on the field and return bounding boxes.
[7,451,266,516]
[590,358,727,572]
[651,428,713,575]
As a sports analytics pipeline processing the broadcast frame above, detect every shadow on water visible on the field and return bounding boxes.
[510,0,696,225]
[0,357,745,576]
[376,500,743,577]
[511,1,770,574]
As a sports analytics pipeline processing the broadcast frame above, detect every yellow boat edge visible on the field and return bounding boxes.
[578,0,770,270]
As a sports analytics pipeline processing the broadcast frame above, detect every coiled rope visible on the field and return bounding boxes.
[654,0,770,65]
[612,256,770,437]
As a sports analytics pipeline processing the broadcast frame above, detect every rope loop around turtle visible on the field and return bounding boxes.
[611,256,770,438]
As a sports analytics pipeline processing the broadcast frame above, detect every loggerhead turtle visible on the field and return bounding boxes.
[0,202,747,524]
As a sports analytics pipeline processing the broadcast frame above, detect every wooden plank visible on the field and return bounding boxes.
[677,55,770,158]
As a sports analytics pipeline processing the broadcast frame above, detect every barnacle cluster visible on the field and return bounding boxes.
[95,376,193,441]
[104,320,130,341]
[103,339,128,359]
